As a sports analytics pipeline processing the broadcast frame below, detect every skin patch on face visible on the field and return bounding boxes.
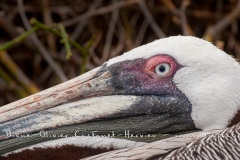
[106,57,183,97]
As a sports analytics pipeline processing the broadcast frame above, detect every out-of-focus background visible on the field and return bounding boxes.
[0,0,240,106]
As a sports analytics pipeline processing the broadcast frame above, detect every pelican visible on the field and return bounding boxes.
[0,36,240,159]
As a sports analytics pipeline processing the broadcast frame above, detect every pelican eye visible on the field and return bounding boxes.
[155,63,170,76]
[145,55,177,79]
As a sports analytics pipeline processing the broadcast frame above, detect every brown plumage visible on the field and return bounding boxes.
[84,122,240,160]
[0,145,113,160]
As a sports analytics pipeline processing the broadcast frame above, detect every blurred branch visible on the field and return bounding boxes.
[138,0,166,38]
[121,11,135,50]
[0,26,39,51]
[18,0,68,82]
[59,24,72,59]
[89,31,103,66]
[0,67,28,98]
[63,0,138,27]
[80,36,95,74]
[0,51,39,95]
[180,0,194,35]
[135,18,149,46]
[204,0,240,41]
[31,19,86,55]
[110,22,125,58]
[59,0,103,56]
[31,19,94,73]
[161,0,194,36]
[32,19,94,73]
[101,1,119,63]
[41,0,57,54]
[161,0,179,15]
[0,16,19,38]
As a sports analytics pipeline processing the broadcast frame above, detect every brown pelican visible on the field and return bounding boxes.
[0,36,240,159]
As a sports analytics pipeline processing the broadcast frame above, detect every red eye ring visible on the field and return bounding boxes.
[144,55,177,79]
